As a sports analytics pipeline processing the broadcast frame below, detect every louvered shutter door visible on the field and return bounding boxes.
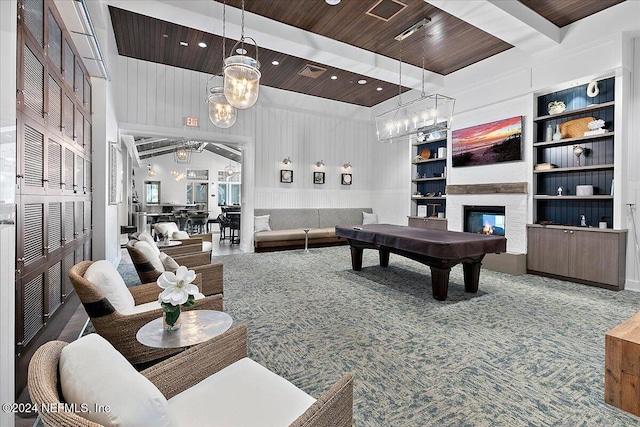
[47,261,62,316]
[22,274,44,346]
[64,147,73,190]
[84,198,91,232]
[24,125,44,188]
[64,201,74,243]
[63,251,75,296]
[76,109,83,147]
[63,40,73,86]
[75,247,83,264]
[23,44,44,118]
[23,0,44,47]
[84,78,91,108]
[84,240,91,260]
[85,160,92,193]
[48,75,62,131]
[84,119,91,153]
[76,156,84,193]
[48,10,62,73]
[63,94,74,140]
[75,62,84,102]
[47,139,61,189]
[23,203,44,267]
[75,201,83,236]
[48,202,62,251]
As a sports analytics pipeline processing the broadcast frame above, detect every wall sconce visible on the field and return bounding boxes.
[316,160,324,167]
[147,163,156,177]
[343,162,352,169]
[282,157,292,165]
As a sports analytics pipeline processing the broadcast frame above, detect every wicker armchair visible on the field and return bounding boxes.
[29,325,353,427]
[126,240,223,296]
[152,222,213,253]
[68,260,223,366]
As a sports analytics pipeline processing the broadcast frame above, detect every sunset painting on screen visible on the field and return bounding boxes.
[452,116,523,167]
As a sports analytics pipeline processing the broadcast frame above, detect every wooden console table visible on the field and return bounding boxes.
[605,312,640,416]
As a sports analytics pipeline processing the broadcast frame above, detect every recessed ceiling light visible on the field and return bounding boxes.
[179,41,188,46]
[198,42,207,48]
[376,87,383,91]
[271,60,280,66]
[162,34,168,38]
[236,48,247,55]
[330,75,337,80]
[358,79,367,85]
[326,0,341,4]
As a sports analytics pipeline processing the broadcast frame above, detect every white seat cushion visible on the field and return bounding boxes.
[130,293,205,315]
[172,230,190,239]
[202,241,212,252]
[134,241,165,273]
[168,357,315,427]
[60,334,178,427]
[137,232,161,255]
[84,260,135,314]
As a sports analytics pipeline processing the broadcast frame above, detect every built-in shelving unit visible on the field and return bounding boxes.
[411,134,447,218]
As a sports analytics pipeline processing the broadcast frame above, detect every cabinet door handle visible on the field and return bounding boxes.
[569,230,574,234]
[563,230,568,233]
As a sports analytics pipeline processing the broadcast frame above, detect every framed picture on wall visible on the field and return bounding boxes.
[280,169,293,183]
[314,172,325,184]
[341,173,352,185]
[452,116,523,167]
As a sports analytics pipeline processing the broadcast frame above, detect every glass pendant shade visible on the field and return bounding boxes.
[208,87,237,128]
[223,55,261,109]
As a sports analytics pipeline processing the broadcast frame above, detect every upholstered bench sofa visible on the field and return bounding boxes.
[254,208,375,252]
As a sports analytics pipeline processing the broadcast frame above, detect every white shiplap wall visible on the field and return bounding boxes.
[115,56,409,225]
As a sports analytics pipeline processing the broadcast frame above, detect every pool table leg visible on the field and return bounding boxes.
[429,267,450,301]
[350,247,363,271]
[379,248,390,267]
[462,261,482,293]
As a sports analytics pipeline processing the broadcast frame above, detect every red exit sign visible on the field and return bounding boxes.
[185,117,199,127]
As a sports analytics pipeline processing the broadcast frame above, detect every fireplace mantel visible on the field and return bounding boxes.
[446,182,527,195]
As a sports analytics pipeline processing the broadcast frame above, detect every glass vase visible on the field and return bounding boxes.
[162,307,182,331]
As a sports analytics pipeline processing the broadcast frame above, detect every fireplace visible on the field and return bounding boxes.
[464,205,506,236]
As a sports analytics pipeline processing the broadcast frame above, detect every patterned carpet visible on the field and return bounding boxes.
[118,246,640,426]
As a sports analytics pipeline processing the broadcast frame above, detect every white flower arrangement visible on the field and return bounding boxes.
[157,266,199,327]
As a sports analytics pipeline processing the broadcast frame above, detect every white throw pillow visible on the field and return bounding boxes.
[172,230,190,239]
[363,212,378,225]
[60,334,178,427]
[254,215,271,232]
[84,260,135,314]
[134,241,165,273]
[137,232,161,255]
[159,252,180,272]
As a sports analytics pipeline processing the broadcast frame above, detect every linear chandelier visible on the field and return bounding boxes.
[375,18,455,143]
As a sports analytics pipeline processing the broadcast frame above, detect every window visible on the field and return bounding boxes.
[145,181,160,204]
[218,170,241,206]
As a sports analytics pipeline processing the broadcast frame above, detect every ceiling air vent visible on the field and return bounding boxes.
[297,64,327,79]
[366,0,407,22]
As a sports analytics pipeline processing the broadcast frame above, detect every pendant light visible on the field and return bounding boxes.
[223,0,261,109]
[207,0,237,128]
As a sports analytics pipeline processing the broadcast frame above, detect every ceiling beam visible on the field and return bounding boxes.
[425,0,562,53]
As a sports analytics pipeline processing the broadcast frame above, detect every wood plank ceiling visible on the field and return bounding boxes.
[109,0,625,108]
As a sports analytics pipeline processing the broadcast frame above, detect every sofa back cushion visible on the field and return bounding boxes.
[254,209,320,230]
[60,334,178,427]
[84,260,135,314]
[318,208,373,228]
[134,241,165,273]
[137,232,161,255]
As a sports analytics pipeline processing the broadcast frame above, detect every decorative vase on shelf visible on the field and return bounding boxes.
[163,307,181,331]
[552,124,562,141]
[545,125,553,142]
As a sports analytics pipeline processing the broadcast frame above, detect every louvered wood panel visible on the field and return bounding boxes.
[64,201,74,243]
[23,44,44,118]
[48,202,62,251]
[22,273,44,346]
[23,203,44,266]
[75,109,84,147]
[75,62,84,103]
[84,119,91,154]
[76,157,84,193]
[23,125,44,187]
[48,75,62,131]
[64,147,73,190]
[23,0,44,47]
[48,10,62,73]
[47,261,62,316]
[75,201,84,236]
[63,94,74,140]
[63,251,74,296]
[47,139,62,189]
[63,40,74,86]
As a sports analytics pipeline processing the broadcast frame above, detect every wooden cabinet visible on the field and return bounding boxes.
[527,225,626,289]
[412,133,447,218]
[408,216,447,231]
